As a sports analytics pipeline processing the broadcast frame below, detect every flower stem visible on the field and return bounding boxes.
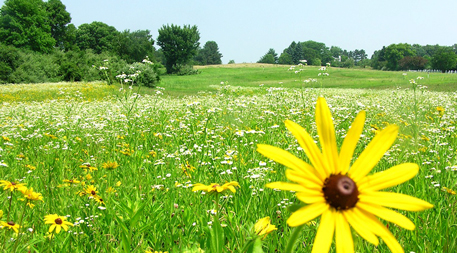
[285,224,305,253]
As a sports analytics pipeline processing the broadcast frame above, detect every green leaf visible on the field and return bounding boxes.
[130,200,147,227]
[247,238,264,253]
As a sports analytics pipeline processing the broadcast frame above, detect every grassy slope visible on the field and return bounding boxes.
[160,64,457,96]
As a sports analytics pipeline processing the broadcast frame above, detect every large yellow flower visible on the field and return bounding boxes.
[44,214,73,234]
[192,181,239,193]
[257,97,433,253]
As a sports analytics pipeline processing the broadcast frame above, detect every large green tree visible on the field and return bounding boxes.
[157,24,200,73]
[45,0,71,49]
[384,43,415,71]
[257,48,278,64]
[0,0,55,53]
[75,21,119,54]
[431,46,457,72]
[195,41,222,65]
[117,29,155,63]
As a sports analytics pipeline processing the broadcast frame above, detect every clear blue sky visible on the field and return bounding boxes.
[3,0,457,63]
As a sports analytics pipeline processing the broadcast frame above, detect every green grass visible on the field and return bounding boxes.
[0,66,456,252]
[159,64,457,96]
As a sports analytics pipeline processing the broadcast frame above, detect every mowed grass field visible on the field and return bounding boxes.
[0,64,456,252]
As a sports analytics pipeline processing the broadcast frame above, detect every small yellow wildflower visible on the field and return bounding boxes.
[102,161,119,170]
[25,164,36,170]
[149,150,157,157]
[254,216,277,239]
[0,180,27,192]
[1,221,20,233]
[106,187,116,193]
[80,164,98,172]
[20,187,44,202]
[63,178,80,184]
[192,181,239,193]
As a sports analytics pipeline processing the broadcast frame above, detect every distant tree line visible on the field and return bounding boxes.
[258,41,457,72]
[0,0,223,84]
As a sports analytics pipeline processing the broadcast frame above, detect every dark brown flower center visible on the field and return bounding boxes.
[55,218,63,225]
[91,191,96,195]
[322,174,359,210]
[7,221,15,226]
[11,182,16,186]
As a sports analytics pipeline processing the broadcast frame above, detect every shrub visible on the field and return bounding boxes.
[9,50,61,83]
[0,44,23,83]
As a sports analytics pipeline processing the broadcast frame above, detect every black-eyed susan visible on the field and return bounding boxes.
[44,214,73,234]
[257,97,433,253]
[0,221,20,234]
[0,180,27,192]
[78,185,99,198]
[63,178,80,184]
[254,216,277,239]
[93,195,105,205]
[79,163,98,172]
[192,181,239,194]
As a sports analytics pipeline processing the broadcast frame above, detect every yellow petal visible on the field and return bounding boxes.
[343,209,379,246]
[335,211,354,253]
[285,169,322,190]
[357,202,415,230]
[348,124,399,183]
[285,120,329,180]
[287,202,328,227]
[359,191,433,211]
[266,181,307,192]
[358,163,419,192]
[192,184,209,192]
[296,191,325,204]
[257,144,323,184]
[311,208,335,253]
[56,225,62,234]
[338,111,366,175]
[315,97,339,174]
[49,224,56,233]
[355,208,404,253]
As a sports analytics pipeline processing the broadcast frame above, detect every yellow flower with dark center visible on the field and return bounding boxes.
[93,195,105,205]
[257,97,433,253]
[102,161,119,170]
[254,216,277,239]
[79,163,97,172]
[181,161,195,178]
[44,214,73,234]
[63,178,80,184]
[1,221,20,233]
[192,181,239,193]
[84,185,98,197]
[1,136,11,142]
[0,180,27,192]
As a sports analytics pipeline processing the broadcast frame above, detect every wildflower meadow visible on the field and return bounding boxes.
[0,65,456,252]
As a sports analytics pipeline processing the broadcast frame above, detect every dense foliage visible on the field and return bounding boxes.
[262,39,456,72]
[157,24,201,74]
